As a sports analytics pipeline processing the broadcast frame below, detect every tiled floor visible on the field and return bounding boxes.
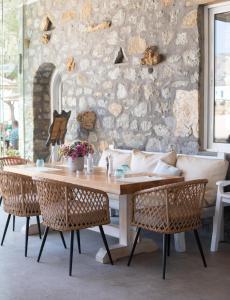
[0,208,230,300]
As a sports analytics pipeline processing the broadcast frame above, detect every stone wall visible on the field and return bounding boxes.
[23,0,205,160]
[33,63,56,160]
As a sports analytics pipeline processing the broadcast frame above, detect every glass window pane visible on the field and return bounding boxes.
[214,11,230,143]
[0,0,23,156]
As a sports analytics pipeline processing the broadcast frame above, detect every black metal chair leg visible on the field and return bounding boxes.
[36,216,42,239]
[37,226,49,262]
[194,229,207,268]
[0,196,2,206]
[167,234,171,257]
[25,217,30,257]
[1,214,11,246]
[59,231,67,249]
[127,228,141,266]
[162,234,168,280]
[12,215,15,232]
[69,230,74,276]
[99,225,113,265]
[76,230,81,254]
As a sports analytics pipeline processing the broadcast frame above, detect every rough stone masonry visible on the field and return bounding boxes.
[23,0,208,160]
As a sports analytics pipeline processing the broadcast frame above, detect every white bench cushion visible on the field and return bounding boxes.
[176,155,229,207]
[130,150,177,173]
[98,149,131,170]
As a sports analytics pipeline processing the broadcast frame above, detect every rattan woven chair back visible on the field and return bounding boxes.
[0,156,27,170]
[34,178,113,276]
[0,156,28,200]
[0,171,40,217]
[34,178,110,232]
[131,179,208,234]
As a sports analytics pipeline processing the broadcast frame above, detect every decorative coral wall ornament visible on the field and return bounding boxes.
[61,10,77,23]
[77,111,97,131]
[141,46,162,66]
[40,16,53,32]
[66,57,75,72]
[46,110,71,147]
[41,33,51,45]
[87,20,111,32]
[114,47,125,64]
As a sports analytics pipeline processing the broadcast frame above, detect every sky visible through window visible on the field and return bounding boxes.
[215,17,230,54]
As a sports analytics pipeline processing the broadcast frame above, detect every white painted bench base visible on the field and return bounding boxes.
[211,181,230,252]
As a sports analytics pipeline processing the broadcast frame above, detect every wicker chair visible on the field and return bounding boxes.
[127,179,208,279]
[34,178,114,276]
[0,171,43,257]
[0,156,28,231]
[0,156,28,169]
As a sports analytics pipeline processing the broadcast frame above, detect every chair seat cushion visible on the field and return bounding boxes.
[42,202,109,231]
[3,196,40,217]
[133,206,201,233]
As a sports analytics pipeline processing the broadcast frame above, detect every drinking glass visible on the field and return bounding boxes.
[36,159,45,168]
[121,164,130,174]
[115,168,124,178]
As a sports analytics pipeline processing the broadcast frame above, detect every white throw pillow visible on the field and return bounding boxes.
[153,160,181,176]
[176,155,229,207]
[98,149,131,170]
[130,150,177,173]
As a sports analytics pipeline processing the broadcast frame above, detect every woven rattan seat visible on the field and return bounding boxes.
[134,206,201,234]
[35,179,110,230]
[34,177,114,276]
[0,156,27,169]
[43,202,108,231]
[0,157,28,204]
[0,171,41,257]
[128,179,208,279]
[0,171,40,217]
[0,157,29,232]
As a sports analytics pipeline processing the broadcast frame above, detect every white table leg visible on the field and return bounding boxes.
[211,193,223,252]
[22,222,46,235]
[96,194,158,264]
[174,232,186,252]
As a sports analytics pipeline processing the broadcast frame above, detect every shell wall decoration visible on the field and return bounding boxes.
[40,16,53,32]
[141,46,162,66]
[66,57,76,72]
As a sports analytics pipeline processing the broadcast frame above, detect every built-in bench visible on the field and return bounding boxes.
[98,146,229,252]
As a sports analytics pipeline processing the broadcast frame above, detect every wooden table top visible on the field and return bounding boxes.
[4,164,183,195]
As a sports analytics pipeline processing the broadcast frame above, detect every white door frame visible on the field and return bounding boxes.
[204,1,230,152]
[50,68,63,118]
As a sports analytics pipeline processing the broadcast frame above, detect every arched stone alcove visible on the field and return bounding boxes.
[33,63,56,161]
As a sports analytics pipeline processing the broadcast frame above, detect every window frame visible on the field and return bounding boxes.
[204,1,230,152]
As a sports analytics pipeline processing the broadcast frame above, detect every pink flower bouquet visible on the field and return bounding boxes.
[59,141,94,160]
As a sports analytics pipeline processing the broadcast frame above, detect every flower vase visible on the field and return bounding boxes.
[68,157,84,172]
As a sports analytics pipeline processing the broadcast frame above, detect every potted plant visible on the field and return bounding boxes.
[59,141,94,172]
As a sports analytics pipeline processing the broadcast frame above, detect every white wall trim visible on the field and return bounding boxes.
[203,2,230,153]
[205,1,230,9]
[50,68,64,119]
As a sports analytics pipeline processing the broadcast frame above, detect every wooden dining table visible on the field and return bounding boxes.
[4,164,184,263]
